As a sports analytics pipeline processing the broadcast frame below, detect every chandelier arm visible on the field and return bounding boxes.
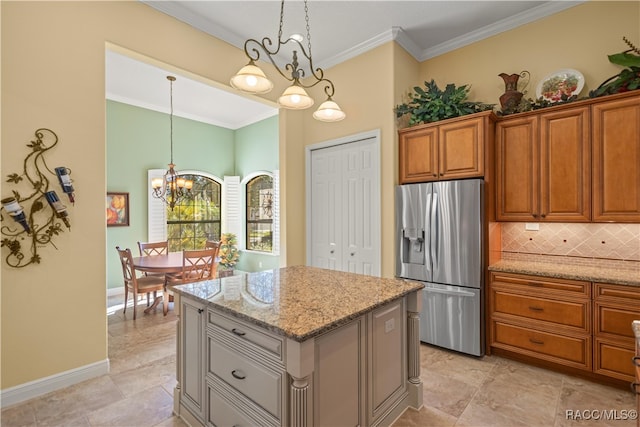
[244,38,295,83]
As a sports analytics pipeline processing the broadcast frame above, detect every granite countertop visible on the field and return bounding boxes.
[489,259,640,287]
[171,265,424,342]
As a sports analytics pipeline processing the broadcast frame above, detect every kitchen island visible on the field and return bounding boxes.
[170,265,424,427]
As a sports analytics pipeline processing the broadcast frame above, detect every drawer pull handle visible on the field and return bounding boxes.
[231,370,246,380]
[633,356,640,367]
[197,308,204,314]
[529,338,544,345]
[528,306,544,312]
[631,382,640,395]
[231,328,246,337]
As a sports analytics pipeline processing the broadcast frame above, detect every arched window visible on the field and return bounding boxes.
[246,174,273,252]
[166,173,221,251]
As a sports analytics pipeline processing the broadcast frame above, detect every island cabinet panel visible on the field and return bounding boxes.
[592,94,640,222]
[179,297,206,423]
[496,106,590,222]
[489,272,592,371]
[369,298,407,423]
[314,319,365,427]
[594,283,640,382]
[398,111,494,184]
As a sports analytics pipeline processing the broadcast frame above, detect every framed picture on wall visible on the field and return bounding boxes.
[106,192,129,227]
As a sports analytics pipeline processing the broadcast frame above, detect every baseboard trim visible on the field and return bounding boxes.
[0,358,110,408]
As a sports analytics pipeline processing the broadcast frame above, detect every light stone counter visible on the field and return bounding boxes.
[489,259,640,287]
[172,265,425,341]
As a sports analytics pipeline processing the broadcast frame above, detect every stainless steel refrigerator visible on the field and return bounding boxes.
[396,179,484,356]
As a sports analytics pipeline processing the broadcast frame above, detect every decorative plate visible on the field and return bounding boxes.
[536,69,585,102]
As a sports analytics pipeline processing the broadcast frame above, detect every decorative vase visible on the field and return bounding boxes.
[498,71,530,113]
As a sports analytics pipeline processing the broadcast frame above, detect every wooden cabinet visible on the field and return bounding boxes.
[592,94,640,222]
[633,321,640,425]
[489,271,640,385]
[496,106,590,221]
[489,272,592,370]
[593,283,640,382]
[398,111,495,183]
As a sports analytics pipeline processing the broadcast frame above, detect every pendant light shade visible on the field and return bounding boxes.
[230,61,274,94]
[313,98,346,122]
[278,83,314,109]
[230,0,345,121]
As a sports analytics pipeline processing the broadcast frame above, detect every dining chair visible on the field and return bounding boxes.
[167,248,216,285]
[137,240,169,304]
[116,246,168,319]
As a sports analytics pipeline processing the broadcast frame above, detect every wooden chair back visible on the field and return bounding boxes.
[204,240,221,278]
[116,246,167,319]
[137,241,168,256]
[181,248,216,283]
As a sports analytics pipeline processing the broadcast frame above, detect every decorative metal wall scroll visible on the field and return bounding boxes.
[1,128,75,268]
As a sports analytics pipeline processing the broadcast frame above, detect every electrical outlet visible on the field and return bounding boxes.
[525,223,540,231]
[385,318,395,333]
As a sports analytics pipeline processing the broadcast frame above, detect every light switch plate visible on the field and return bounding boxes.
[525,223,540,231]
[385,318,395,333]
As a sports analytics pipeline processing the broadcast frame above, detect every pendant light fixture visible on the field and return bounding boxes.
[151,75,193,210]
[230,0,346,122]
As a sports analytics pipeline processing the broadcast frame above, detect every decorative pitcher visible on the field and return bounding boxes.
[498,71,530,112]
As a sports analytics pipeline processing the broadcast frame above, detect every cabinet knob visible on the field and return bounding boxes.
[351,252,355,256]
[330,250,335,254]
[532,213,539,218]
[633,356,640,367]
[439,173,444,176]
[197,308,204,314]
[433,174,437,177]
[540,214,546,218]
[631,382,640,395]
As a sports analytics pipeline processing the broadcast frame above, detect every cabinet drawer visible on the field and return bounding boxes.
[594,283,640,302]
[208,310,284,362]
[594,339,636,381]
[594,303,640,340]
[207,375,279,427]
[491,272,590,297]
[492,321,591,370]
[492,289,589,332]
[208,338,283,420]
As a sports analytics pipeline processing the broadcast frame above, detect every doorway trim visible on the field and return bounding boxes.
[304,129,381,272]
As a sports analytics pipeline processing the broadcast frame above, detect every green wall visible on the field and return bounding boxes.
[234,115,280,272]
[107,100,281,290]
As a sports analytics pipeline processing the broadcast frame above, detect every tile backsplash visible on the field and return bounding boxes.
[500,222,640,262]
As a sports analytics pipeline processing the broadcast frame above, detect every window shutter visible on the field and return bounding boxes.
[148,169,167,242]
[223,176,241,238]
[272,170,280,255]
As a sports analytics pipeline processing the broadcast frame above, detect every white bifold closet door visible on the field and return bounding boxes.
[308,132,380,276]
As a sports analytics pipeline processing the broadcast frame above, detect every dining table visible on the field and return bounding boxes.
[132,251,184,313]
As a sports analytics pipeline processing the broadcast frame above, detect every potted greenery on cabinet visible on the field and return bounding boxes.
[218,233,239,277]
[395,79,494,127]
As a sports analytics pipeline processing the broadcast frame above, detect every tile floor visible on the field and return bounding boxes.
[1,295,637,426]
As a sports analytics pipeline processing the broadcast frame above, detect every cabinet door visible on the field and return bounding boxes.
[438,116,484,179]
[496,116,539,221]
[180,297,206,422]
[539,107,591,221]
[398,126,438,183]
[592,95,640,222]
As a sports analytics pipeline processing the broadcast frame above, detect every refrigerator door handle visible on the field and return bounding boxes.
[424,287,476,298]
[430,192,438,266]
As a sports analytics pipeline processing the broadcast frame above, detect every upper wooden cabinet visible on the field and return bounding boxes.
[398,111,495,184]
[496,106,591,222]
[592,94,640,222]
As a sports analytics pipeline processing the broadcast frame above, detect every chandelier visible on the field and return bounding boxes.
[230,0,346,122]
[151,75,193,210]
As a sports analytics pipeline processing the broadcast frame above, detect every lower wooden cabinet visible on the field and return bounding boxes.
[489,272,592,371]
[594,282,640,382]
[489,272,640,384]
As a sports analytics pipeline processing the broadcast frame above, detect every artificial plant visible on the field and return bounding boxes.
[395,79,494,126]
[590,36,640,97]
[218,232,239,270]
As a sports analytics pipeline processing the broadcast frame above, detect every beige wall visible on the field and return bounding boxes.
[1,0,639,393]
[419,1,640,109]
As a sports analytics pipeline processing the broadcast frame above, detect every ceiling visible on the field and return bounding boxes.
[106,0,583,129]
